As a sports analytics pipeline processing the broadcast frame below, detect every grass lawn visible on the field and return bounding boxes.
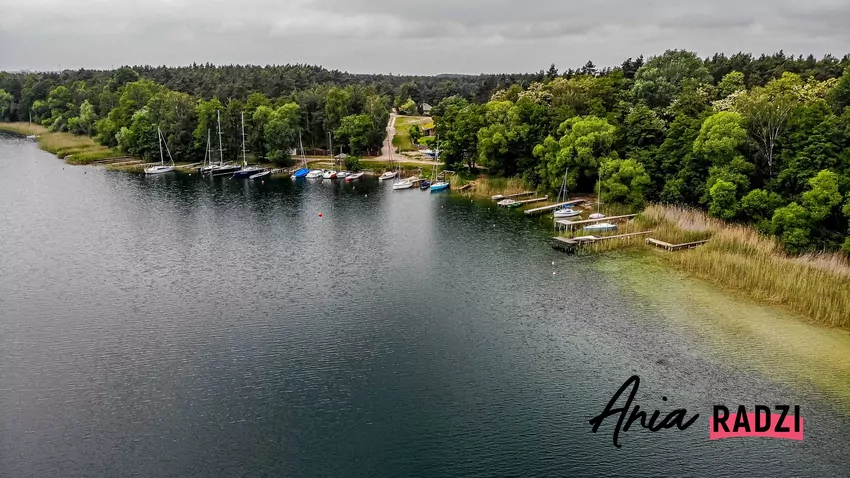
[0,122,121,164]
[392,115,432,151]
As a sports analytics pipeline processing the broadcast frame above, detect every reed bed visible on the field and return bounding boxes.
[452,176,533,198]
[0,122,47,136]
[646,205,850,327]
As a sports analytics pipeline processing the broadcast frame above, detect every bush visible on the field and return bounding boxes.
[344,155,362,171]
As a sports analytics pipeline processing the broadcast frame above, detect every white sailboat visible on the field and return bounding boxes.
[553,167,581,218]
[322,132,337,179]
[144,128,175,174]
[589,167,605,219]
[232,112,264,178]
[210,110,241,176]
[391,147,412,189]
[199,129,216,174]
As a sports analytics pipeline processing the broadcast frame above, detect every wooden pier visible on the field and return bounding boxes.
[551,230,655,252]
[555,214,638,231]
[645,238,710,251]
[491,191,535,201]
[459,183,475,192]
[524,200,584,216]
[500,196,549,208]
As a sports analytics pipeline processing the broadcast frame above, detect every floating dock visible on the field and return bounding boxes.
[645,238,710,251]
[524,200,585,216]
[491,191,535,201]
[555,214,638,231]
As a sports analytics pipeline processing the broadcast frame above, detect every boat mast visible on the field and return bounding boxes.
[328,132,333,168]
[205,129,211,167]
[217,110,224,166]
[597,167,601,213]
[241,111,247,168]
[299,130,306,168]
[158,127,164,166]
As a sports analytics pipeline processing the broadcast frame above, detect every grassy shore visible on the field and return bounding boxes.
[0,122,121,164]
[392,115,431,152]
[566,204,850,327]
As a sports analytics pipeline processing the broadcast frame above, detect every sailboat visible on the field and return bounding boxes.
[144,128,175,174]
[210,110,241,176]
[588,166,606,220]
[232,112,265,178]
[322,132,338,179]
[378,136,397,181]
[391,147,412,190]
[291,131,310,179]
[199,129,217,174]
[553,167,581,218]
[429,146,450,192]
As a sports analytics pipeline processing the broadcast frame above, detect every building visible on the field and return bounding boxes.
[421,103,433,115]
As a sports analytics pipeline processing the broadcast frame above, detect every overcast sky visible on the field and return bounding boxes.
[1,0,848,74]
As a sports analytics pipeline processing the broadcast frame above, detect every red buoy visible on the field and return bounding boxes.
[319,213,323,217]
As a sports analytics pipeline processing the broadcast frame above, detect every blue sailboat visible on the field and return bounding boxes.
[429,146,450,192]
[291,131,310,179]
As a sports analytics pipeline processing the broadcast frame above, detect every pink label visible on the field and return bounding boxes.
[709,412,804,440]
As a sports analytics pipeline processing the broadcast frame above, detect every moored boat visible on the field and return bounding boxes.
[336,171,349,179]
[249,170,271,180]
[378,170,397,181]
[345,172,364,181]
[306,169,324,179]
[322,170,337,179]
[419,180,431,189]
[554,207,582,218]
[291,132,310,179]
[144,127,175,175]
[583,222,618,232]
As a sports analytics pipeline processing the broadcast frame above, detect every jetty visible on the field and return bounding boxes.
[459,183,475,192]
[551,230,655,253]
[555,214,637,231]
[645,238,710,251]
[499,196,549,208]
[524,199,584,216]
[491,191,535,201]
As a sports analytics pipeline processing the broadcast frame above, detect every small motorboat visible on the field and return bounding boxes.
[498,199,517,207]
[291,168,310,179]
[554,206,582,218]
[249,169,271,180]
[345,172,364,181]
[26,134,38,140]
[429,181,450,192]
[336,171,350,179]
[378,170,397,181]
[589,212,606,220]
[145,164,174,175]
[392,179,413,190]
[306,169,324,179]
[583,222,618,232]
[419,180,431,190]
[322,170,337,179]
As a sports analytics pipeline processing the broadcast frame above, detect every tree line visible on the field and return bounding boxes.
[432,50,850,254]
[1,50,849,253]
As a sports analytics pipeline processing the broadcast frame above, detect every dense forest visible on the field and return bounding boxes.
[1,50,849,253]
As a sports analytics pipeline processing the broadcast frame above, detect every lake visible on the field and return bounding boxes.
[1,135,848,477]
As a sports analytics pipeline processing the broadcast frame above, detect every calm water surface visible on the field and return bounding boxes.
[1,136,848,477]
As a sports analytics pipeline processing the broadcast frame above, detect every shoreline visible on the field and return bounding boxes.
[5,127,848,330]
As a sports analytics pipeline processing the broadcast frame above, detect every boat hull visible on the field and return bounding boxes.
[144,165,174,175]
[554,208,582,218]
[345,173,364,181]
[232,167,263,178]
[429,182,450,192]
[249,170,271,180]
[378,172,397,181]
[292,168,310,179]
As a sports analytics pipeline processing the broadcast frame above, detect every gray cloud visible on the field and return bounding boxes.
[0,0,847,74]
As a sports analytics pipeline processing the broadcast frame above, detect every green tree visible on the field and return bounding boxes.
[409,124,422,144]
[802,170,843,223]
[708,179,740,220]
[434,97,484,169]
[632,50,712,109]
[600,158,652,207]
[772,202,812,253]
[0,89,13,122]
[67,100,98,136]
[344,155,362,171]
[400,98,417,115]
[324,87,352,133]
[827,67,850,112]
[741,189,785,231]
[716,71,745,99]
[534,115,617,193]
[335,114,373,155]
[264,103,300,163]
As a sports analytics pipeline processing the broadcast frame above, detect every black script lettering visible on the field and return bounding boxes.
[733,405,750,432]
[754,405,770,432]
[775,405,790,433]
[589,375,698,448]
[713,406,730,432]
